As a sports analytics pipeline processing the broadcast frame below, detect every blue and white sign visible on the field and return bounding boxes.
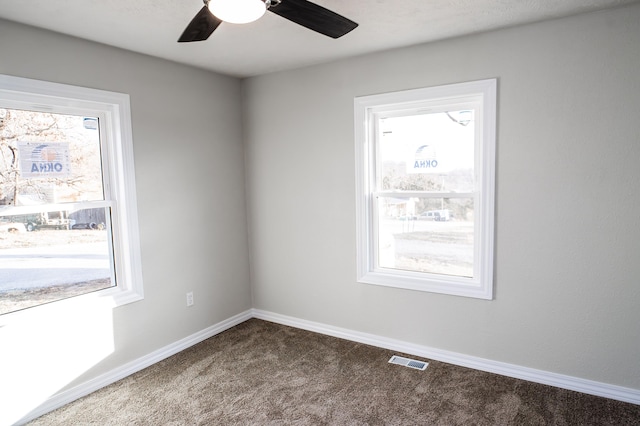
[18,141,71,179]
[409,144,440,173]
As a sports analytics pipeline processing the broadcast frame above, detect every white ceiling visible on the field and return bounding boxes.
[0,0,637,78]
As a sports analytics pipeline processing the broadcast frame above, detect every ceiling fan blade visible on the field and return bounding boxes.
[178,5,222,42]
[269,0,358,39]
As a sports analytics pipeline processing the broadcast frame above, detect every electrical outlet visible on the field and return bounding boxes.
[186,291,194,307]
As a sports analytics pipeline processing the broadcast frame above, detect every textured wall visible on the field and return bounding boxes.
[243,4,640,389]
[0,18,251,424]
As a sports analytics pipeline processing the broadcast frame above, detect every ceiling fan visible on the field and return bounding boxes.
[178,0,358,42]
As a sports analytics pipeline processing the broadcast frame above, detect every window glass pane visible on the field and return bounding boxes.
[0,107,113,315]
[0,207,114,315]
[379,110,475,193]
[0,108,104,205]
[377,197,474,277]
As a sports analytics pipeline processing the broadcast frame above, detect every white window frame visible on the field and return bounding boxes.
[0,74,144,321]
[355,79,496,299]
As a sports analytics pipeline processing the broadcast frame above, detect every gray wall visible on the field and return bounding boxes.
[0,17,252,416]
[1,3,639,419]
[243,4,640,389]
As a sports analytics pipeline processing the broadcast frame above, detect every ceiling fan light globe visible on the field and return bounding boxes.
[208,0,266,24]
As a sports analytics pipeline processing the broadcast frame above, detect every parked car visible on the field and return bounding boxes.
[1,211,70,231]
[0,220,27,233]
[420,210,451,221]
[71,221,105,230]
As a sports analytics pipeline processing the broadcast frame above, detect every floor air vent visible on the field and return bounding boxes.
[388,355,428,371]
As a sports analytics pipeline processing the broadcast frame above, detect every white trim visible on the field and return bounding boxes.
[252,309,640,405]
[16,310,253,425]
[17,308,640,424]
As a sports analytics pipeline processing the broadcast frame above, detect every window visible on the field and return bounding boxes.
[355,79,496,299]
[0,74,143,317]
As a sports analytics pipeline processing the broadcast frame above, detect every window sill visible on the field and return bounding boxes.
[358,269,493,300]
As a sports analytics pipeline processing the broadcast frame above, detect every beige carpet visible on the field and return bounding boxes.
[29,319,640,425]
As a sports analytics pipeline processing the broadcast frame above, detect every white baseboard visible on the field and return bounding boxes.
[19,307,639,424]
[18,310,253,425]
[252,309,640,406]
